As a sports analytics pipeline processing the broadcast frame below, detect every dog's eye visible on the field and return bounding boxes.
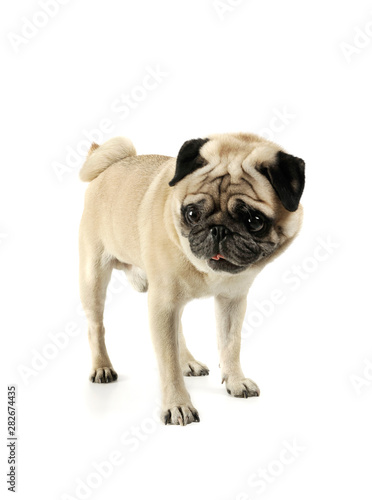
[185,205,201,224]
[247,213,265,232]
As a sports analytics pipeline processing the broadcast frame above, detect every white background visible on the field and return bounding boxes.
[1,0,372,499]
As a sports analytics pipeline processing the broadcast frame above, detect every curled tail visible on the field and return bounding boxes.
[79,137,136,182]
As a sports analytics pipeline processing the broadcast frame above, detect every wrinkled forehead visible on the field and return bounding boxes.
[182,135,281,216]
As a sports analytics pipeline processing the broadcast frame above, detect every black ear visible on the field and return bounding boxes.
[169,138,209,186]
[258,151,305,212]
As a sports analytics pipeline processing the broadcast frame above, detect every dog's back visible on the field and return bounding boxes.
[79,137,172,268]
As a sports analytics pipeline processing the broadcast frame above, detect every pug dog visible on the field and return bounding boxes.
[79,133,305,426]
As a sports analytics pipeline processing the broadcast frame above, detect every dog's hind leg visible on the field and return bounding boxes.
[79,239,117,383]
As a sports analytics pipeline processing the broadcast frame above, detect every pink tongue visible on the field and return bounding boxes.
[211,254,224,261]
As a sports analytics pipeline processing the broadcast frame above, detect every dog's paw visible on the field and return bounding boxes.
[182,360,209,377]
[89,367,118,383]
[162,404,200,426]
[224,377,260,398]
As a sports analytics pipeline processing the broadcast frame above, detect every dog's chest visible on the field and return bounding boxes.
[190,268,259,299]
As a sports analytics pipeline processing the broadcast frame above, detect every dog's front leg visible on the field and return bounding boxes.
[148,291,200,426]
[215,294,260,398]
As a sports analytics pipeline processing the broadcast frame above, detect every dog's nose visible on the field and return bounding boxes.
[210,225,230,242]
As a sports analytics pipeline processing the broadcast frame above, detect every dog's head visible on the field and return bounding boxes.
[169,133,305,274]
